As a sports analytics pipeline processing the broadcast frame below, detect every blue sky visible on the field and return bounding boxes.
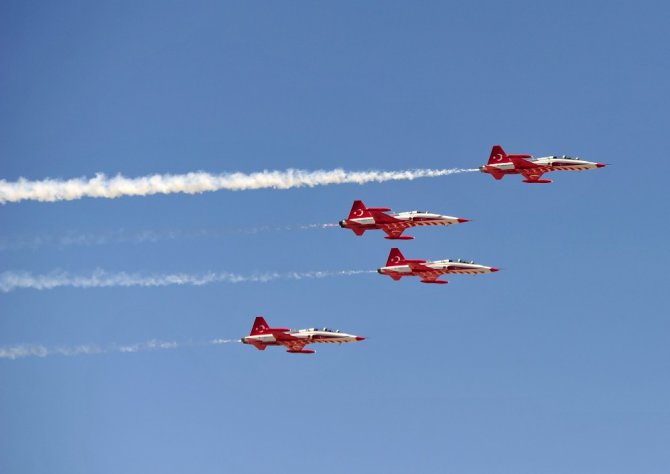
[1,1,669,473]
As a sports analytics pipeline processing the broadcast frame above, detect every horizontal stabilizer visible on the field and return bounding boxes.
[485,165,505,180]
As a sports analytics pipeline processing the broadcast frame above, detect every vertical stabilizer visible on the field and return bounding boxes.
[250,317,270,335]
[386,248,406,266]
[487,145,511,165]
[348,200,372,219]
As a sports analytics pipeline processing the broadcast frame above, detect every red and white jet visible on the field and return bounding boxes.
[241,317,365,354]
[377,248,499,284]
[339,200,469,240]
[480,145,606,183]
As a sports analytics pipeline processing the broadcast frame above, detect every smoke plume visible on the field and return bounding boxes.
[0,338,238,360]
[0,269,375,292]
[0,168,476,203]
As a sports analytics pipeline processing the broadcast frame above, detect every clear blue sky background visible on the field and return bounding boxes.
[1,1,669,473]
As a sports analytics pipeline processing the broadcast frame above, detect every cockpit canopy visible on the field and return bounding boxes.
[446,258,476,264]
[301,327,341,333]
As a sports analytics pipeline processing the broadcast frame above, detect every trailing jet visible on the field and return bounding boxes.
[480,145,606,183]
[241,317,365,354]
[339,200,468,240]
[377,248,498,284]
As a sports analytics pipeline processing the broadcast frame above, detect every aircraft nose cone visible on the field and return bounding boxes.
[490,267,500,272]
[457,218,470,223]
[356,336,365,341]
[596,163,606,168]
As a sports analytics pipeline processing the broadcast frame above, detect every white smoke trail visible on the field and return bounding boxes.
[299,223,339,229]
[0,269,375,293]
[0,224,338,251]
[0,168,477,204]
[0,338,238,360]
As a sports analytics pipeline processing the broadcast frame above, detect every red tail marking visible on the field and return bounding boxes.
[386,248,406,266]
[250,316,270,335]
[348,200,371,219]
[488,145,510,165]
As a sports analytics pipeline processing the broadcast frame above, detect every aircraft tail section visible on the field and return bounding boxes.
[348,200,372,219]
[487,145,511,165]
[386,247,407,266]
[250,316,270,335]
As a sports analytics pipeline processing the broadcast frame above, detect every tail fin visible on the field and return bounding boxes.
[386,248,406,266]
[487,145,511,165]
[348,200,371,219]
[250,317,270,335]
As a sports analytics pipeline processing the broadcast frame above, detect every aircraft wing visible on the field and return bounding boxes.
[382,227,408,239]
[279,339,308,352]
[406,261,433,272]
[368,209,400,225]
[418,271,448,284]
[520,169,546,182]
[509,156,536,168]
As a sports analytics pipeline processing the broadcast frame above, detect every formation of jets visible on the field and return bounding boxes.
[244,145,606,354]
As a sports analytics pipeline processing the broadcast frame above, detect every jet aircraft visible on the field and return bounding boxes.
[377,248,499,284]
[339,200,468,240]
[241,317,365,354]
[480,145,606,183]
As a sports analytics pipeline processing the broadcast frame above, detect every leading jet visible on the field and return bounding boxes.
[241,317,365,354]
[480,145,606,183]
[377,248,499,284]
[339,200,469,240]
